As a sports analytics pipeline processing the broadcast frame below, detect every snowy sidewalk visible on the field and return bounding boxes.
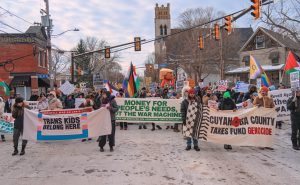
[0,124,299,185]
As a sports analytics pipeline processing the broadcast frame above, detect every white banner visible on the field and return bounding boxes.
[23,108,111,141]
[25,101,39,110]
[75,98,85,108]
[198,107,277,147]
[236,99,253,110]
[269,89,293,122]
[115,98,182,123]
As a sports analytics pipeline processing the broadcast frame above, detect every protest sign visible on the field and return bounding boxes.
[93,74,105,91]
[196,106,277,147]
[59,81,75,95]
[256,78,262,89]
[25,101,39,110]
[290,71,300,91]
[235,81,249,93]
[0,113,14,134]
[217,80,228,92]
[75,98,85,108]
[115,98,182,123]
[269,89,292,122]
[208,100,219,109]
[23,107,111,141]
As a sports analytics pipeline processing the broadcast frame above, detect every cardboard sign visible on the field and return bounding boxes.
[290,71,300,91]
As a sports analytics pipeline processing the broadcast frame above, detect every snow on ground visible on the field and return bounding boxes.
[0,124,300,185]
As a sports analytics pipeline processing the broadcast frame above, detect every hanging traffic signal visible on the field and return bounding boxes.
[214,23,220,40]
[251,0,261,20]
[134,37,141,51]
[224,16,232,34]
[198,35,204,50]
[105,46,110,59]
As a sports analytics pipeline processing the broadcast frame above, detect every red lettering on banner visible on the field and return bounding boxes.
[248,127,272,135]
[41,108,93,115]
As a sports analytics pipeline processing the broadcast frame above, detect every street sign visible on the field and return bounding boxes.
[37,74,49,79]
[159,63,168,68]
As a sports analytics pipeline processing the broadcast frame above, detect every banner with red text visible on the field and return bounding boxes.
[198,107,277,147]
[23,108,111,141]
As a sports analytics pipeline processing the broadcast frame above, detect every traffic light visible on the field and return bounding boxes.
[251,0,261,20]
[134,37,141,51]
[214,23,220,40]
[198,35,204,50]
[105,46,110,59]
[224,16,232,34]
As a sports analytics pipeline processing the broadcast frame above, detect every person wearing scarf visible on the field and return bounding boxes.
[181,88,201,151]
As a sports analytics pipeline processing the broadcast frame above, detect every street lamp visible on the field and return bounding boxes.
[51,28,79,37]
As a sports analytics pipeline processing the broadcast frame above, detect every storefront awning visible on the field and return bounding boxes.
[9,76,31,87]
[226,64,284,74]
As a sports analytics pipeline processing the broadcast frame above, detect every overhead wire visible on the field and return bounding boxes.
[0,6,33,25]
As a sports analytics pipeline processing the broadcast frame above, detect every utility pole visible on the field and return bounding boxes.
[71,53,74,83]
[44,0,54,90]
[219,30,224,80]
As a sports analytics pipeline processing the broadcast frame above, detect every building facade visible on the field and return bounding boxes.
[0,26,49,99]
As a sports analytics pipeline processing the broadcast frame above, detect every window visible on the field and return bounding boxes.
[243,56,250,66]
[38,50,46,67]
[271,58,279,65]
[256,35,265,49]
[160,25,163,35]
[164,25,167,35]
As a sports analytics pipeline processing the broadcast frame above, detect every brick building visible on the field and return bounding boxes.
[0,26,49,99]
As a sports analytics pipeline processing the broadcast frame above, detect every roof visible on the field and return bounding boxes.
[240,27,300,52]
[226,64,284,74]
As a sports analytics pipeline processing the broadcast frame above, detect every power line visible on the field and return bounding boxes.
[0,6,33,24]
[0,20,24,33]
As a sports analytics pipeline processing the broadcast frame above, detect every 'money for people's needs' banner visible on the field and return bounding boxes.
[198,106,277,147]
[115,98,182,123]
[23,108,111,141]
[269,89,293,122]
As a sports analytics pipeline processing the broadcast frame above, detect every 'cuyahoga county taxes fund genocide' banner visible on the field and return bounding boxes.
[198,107,277,147]
[23,108,112,141]
[115,98,182,123]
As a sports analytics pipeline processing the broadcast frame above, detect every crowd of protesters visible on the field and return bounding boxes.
[0,80,300,157]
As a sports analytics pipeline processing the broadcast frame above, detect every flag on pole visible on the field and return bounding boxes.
[103,80,119,96]
[249,55,263,79]
[126,63,140,98]
[284,51,300,74]
[261,72,271,87]
[0,79,10,96]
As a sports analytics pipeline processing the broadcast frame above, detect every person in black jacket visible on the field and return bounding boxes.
[287,90,300,150]
[218,91,237,150]
[64,94,75,109]
[12,97,29,156]
[242,85,257,102]
[4,94,14,113]
[29,90,39,101]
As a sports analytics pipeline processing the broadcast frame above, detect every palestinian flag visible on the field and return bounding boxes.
[284,51,300,74]
[104,80,119,96]
[0,78,10,96]
[125,63,140,98]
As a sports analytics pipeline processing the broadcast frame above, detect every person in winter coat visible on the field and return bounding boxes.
[181,88,201,152]
[4,94,14,113]
[253,86,275,108]
[202,88,218,106]
[64,94,75,109]
[29,89,39,101]
[37,93,48,111]
[80,95,94,142]
[287,90,300,150]
[0,97,6,141]
[236,92,245,104]
[218,91,237,150]
[12,97,29,156]
[48,91,63,110]
[117,89,128,130]
[99,90,119,152]
[138,87,148,130]
[243,85,257,102]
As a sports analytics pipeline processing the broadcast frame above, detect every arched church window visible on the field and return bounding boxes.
[160,25,163,35]
[164,25,167,35]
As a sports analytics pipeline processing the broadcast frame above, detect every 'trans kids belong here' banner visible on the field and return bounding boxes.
[115,98,182,123]
[23,108,112,141]
[198,106,277,147]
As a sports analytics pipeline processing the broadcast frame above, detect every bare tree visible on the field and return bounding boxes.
[52,50,70,82]
[144,52,155,64]
[261,0,300,43]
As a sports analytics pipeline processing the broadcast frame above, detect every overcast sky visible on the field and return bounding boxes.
[1,0,257,75]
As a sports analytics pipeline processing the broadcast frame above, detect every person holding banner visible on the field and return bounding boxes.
[48,91,63,110]
[12,97,29,156]
[202,88,218,106]
[99,90,119,152]
[37,93,49,111]
[218,91,237,150]
[181,88,201,152]
[287,90,300,150]
[253,87,275,109]
[0,97,5,142]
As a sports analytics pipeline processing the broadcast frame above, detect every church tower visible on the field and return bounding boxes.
[154,3,171,66]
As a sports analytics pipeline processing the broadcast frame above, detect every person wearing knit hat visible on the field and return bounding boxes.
[11,97,29,156]
[181,88,201,151]
[48,91,63,110]
[202,88,218,106]
[253,86,275,108]
[287,90,300,150]
[218,91,237,150]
